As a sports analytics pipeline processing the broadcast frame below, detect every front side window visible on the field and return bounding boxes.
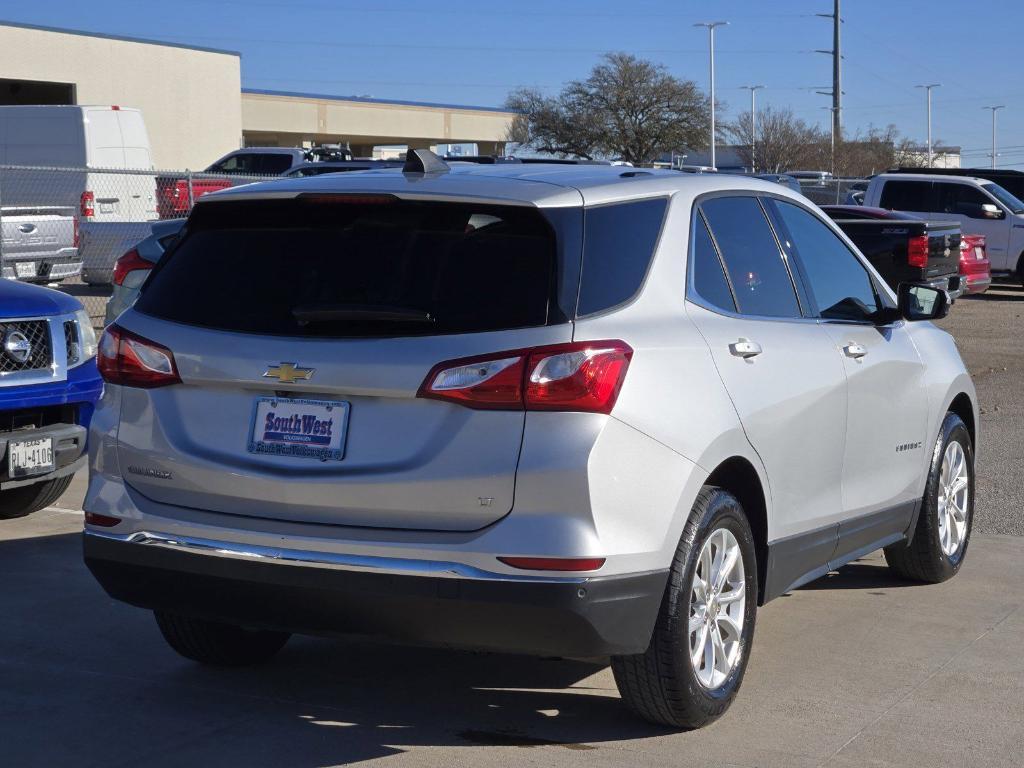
[771,200,879,322]
[982,182,1024,214]
[700,196,801,318]
[933,182,988,215]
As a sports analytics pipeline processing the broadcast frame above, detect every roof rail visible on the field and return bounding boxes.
[403,149,450,175]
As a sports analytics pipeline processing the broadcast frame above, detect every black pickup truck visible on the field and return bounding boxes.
[820,205,963,296]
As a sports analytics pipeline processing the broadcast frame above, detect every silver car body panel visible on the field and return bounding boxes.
[86,164,978,589]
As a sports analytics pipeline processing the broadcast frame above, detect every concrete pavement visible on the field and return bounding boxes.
[2,507,1021,768]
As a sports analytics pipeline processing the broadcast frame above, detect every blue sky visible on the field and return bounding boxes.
[7,0,1024,167]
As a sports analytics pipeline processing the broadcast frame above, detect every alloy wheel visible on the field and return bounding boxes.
[689,527,746,689]
[937,440,970,558]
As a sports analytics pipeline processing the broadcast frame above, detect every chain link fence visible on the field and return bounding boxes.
[0,164,274,327]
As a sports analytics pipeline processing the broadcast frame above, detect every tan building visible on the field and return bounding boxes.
[0,21,515,170]
[0,21,242,170]
[241,89,513,156]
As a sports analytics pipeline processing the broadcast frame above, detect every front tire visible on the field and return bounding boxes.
[154,611,290,666]
[0,475,74,519]
[612,487,758,729]
[885,413,974,582]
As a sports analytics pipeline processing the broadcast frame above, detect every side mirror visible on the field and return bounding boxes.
[898,283,950,321]
[982,203,1005,220]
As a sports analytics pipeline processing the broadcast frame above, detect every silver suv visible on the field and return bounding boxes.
[83,154,978,728]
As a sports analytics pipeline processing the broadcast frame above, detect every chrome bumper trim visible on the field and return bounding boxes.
[83,529,589,584]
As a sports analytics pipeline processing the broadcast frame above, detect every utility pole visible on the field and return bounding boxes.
[984,105,1005,169]
[740,85,766,172]
[822,106,836,177]
[815,0,842,142]
[915,84,941,167]
[694,21,728,169]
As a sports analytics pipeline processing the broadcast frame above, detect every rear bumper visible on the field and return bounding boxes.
[962,271,992,294]
[83,530,667,658]
[1,253,82,282]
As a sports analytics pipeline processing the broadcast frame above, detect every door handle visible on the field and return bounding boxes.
[729,339,763,359]
[843,342,868,360]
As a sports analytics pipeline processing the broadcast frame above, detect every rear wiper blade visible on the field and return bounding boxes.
[291,303,435,325]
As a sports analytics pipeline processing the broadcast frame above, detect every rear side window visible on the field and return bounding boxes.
[136,197,565,338]
[690,212,736,312]
[700,196,801,318]
[879,180,933,211]
[576,198,668,316]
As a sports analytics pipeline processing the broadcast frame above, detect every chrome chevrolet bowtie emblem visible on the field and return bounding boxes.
[263,362,314,384]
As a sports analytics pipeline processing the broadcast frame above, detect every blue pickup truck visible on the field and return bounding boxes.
[1,280,102,518]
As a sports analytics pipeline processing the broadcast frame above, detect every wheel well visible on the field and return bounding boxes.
[704,457,769,605]
[948,392,976,447]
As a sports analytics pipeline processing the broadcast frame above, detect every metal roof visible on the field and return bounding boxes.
[242,88,514,115]
[201,162,797,208]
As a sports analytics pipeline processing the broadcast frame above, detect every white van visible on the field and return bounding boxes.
[864,173,1024,282]
[0,106,158,283]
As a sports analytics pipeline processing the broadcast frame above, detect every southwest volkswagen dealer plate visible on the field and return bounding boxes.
[8,437,55,478]
[248,397,349,461]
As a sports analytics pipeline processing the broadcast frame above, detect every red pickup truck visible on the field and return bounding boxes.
[155,176,232,219]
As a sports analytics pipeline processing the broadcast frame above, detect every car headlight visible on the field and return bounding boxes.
[70,308,98,366]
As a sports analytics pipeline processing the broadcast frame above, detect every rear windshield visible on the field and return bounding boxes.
[135,196,570,338]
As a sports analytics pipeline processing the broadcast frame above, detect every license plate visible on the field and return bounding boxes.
[15,261,36,278]
[8,437,54,478]
[248,397,348,461]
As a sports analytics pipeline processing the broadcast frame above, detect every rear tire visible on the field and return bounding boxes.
[154,611,290,666]
[885,413,973,583]
[611,487,758,729]
[0,475,74,519]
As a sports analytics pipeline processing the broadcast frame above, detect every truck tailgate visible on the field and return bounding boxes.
[0,206,78,280]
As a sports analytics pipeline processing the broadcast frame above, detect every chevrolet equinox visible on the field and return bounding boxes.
[84,152,978,728]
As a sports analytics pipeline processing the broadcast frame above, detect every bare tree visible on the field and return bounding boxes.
[726,107,828,173]
[506,53,710,164]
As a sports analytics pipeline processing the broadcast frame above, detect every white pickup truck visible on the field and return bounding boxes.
[0,206,80,283]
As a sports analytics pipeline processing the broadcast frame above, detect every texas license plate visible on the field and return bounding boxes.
[8,437,54,478]
[248,397,348,461]
[15,261,36,278]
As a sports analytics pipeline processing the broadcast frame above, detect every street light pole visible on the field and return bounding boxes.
[740,85,765,172]
[984,106,1005,169]
[915,84,941,167]
[694,21,728,169]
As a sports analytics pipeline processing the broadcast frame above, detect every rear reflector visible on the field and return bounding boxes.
[98,324,181,388]
[418,340,633,414]
[907,234,929,268]
[499,556,606,572]
[84,512,121,527]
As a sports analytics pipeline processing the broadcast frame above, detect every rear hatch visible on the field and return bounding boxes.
[116,193,581,531]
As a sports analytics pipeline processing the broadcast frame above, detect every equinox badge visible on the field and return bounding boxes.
[263,362,315,384]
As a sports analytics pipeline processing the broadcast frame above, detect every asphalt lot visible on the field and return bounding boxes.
[1,282,1021,767]
[935,283,1024,536]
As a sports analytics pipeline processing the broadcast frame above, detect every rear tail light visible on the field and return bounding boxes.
[111,248,150,286]
[498,556,606,572]
[418,340,633,414]
[80,190,95,219]
[907,235,929,268]
[73,215,80,249]
[98,324,181,388]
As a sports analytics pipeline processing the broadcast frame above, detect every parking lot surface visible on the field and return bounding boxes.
[2,283,1022,767]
